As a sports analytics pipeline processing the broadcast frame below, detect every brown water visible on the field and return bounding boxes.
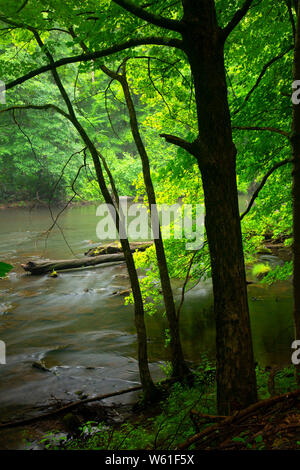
[0,205,294,434]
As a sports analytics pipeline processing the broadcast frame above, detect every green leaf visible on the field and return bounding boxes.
[0,262,13,278]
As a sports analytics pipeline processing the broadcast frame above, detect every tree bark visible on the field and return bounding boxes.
[180,0,257,414]
[21,253,126,274]
[291,1,300,385]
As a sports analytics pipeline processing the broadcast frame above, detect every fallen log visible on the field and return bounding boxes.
[21,241,153,275]
[0,385,143,429]
[21,253,126,275]
[0,376,177,430]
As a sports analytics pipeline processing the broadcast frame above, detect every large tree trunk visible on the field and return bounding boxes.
[181,0,257,414]
[291,2,300,385]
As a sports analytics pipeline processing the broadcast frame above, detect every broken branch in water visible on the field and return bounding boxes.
[0,377,177,430]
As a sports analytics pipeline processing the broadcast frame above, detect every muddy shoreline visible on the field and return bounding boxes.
[0,399,138,450]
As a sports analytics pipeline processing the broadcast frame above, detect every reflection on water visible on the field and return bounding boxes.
[0,205,294,425]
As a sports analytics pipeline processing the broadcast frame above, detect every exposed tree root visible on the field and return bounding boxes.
[179,388,300,450]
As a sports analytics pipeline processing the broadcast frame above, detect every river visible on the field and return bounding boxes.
[0,204,294,445]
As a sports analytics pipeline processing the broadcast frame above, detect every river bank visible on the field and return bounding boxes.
[5,363,298,451]
[0,200,98,211]
[0,393,140,450]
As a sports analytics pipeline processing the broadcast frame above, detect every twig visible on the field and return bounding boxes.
[233,125,290,139]
[233,45,293,115]
[240,158,293,220]
[189,410,227,423]
[176,252,196,321]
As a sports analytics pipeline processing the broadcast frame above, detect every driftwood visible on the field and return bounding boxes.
[0,385,143,430]
[0,377,177,430]
[21,241,153,275]
[21,253,126,275]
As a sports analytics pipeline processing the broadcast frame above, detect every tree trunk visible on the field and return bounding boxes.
[291,1,300,385]
[181,0,257,414]
[33,33,158,402]
[101,63,191,381]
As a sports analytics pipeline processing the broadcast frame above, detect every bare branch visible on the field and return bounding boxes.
[11,110,39,164]
[176,253,196,321]
[48,147,87,206]
[160,133,200,157]
[285,0,296,40]
[0,104,70,120]
[5,36,183,91]
[112,0,184,32]
[222,0,255,40]
[16,0,29,13]
[232,125,290,139]
[44,174,85,259]
[240,158,293,220]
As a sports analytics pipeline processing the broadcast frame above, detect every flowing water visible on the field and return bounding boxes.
[0,204,294,446]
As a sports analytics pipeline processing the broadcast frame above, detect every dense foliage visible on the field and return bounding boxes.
[0,0,297,449]
[0,0,293,278]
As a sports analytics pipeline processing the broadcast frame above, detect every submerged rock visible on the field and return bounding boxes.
[32,360,51,372]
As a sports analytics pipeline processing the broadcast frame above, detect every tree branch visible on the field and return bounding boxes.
[178,388,300,450]
[233,45,293,115]
[232,125,290,139]
[16,0,29,13]
[222,0,255,40]
[5,36,183,91]
[240,158,293,220]
[112,0,184,32]
[160,133,200,157]
[0,104,70,120]
[176,252,196,322]
[285,0,296,40]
